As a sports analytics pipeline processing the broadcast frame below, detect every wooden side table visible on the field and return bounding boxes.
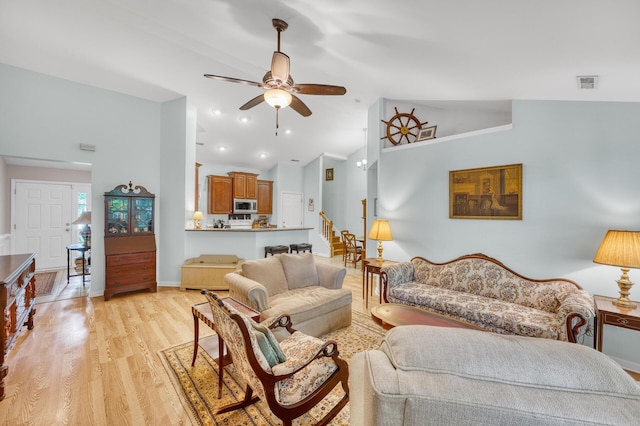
[192,297,259,397]
[594,295,640,352]
[363,258,398,308]
[66,243,90,286]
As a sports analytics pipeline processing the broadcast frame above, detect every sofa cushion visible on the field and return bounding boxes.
[410,257,575,313]
[241,256,288,296]
[388,284,564,340]
[250,320,286,367]
[262,286,352,325]
[279,253,319,289]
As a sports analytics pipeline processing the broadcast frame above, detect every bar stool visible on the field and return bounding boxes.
[289,243,312,254]
[264,245,290,257]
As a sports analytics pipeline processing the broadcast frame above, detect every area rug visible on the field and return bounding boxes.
[159,310,386,425]
[34,271,58,296]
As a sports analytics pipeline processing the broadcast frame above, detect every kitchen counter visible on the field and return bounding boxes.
[184,227,312,260]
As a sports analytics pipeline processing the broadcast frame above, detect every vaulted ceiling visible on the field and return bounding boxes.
[2,0,639,171]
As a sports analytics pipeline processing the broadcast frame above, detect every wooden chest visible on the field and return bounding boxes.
[104,235,156,301]
[1,253,36,400]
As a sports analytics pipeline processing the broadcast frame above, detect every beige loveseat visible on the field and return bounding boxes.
[225,253,352,338]
[350,326,640,426]
[381,253,594,342]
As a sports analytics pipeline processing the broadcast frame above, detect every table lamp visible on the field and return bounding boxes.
[368,219,393,261]
[72,211,92,247]
[192,211,204,229]
[593,230,640,309]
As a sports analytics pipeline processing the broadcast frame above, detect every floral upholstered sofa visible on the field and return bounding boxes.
[380,253,594,342]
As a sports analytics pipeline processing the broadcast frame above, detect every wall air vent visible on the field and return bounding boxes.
[577,75,598,89]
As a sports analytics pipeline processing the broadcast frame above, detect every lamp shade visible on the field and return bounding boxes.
[192,211,204,221]
[368,219,393,241]
[593,230,640,268]
[72,211,91,225]
[264,88,292,108]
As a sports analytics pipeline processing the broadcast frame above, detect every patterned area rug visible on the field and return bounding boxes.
[159,310,386,425]
[34,271,57,296]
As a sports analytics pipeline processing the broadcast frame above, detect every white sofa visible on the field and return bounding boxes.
[350,325,640,426]
[224,253,352,338]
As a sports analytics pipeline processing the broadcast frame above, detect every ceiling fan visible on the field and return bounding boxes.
[204,18,346,132]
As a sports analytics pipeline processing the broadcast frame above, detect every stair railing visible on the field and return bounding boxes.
[319,210,338,257]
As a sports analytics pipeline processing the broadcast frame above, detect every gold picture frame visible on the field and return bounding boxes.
[416,125,437,141]
[449,163,522,220]
[325,168,334,181]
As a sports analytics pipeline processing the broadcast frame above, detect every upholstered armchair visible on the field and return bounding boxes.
[202,290,349,426]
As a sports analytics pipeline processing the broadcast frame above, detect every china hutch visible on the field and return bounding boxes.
[103,181,157,301]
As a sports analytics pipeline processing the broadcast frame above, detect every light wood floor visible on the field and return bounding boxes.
[1,256,637,425]
[0,256,373,425]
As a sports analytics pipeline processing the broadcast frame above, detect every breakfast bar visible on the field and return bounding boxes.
[184,227,312,261]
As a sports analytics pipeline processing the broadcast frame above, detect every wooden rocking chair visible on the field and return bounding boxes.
[202,290,349,426]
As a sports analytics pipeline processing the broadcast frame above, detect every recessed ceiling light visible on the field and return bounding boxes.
[217,145,228,152]
[258,152,268,159]
[211,108,222,116]
[239,116,250,123]
[285,129,292,135]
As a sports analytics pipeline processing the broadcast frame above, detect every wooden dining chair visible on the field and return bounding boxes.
[340,230,350,264]
[343,233,363,269]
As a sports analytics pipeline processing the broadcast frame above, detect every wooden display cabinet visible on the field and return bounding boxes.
[207,175,233,214]
[257,179,273,214]
[104,182,157,300]
[228,171,258,199]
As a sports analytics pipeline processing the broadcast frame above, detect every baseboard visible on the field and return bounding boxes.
[612,356,640,374]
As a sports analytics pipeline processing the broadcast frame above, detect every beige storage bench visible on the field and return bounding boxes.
[180,254,244,291]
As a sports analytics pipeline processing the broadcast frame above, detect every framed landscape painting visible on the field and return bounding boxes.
[449,163,522,220]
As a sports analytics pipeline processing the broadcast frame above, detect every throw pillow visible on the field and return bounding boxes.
[250,321,286,367]
[241,256,288,296]
[280,253,319,289]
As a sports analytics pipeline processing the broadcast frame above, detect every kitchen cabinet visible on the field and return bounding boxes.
[257,179,273,214]
[207,175,233,214]
[228,171,258,199]
[104,182,157,300]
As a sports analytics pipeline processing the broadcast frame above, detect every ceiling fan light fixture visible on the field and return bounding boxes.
[264,88,292,109]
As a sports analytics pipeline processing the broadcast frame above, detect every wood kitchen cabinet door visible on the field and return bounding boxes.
[228,172,258,199]
[257,180,273,214]
[207,175,233,214]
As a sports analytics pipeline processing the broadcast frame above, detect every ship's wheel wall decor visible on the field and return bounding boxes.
[381,107,430,145]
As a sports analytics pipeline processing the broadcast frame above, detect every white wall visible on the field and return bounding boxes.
[375,99,640,369]
[0,63,169,297]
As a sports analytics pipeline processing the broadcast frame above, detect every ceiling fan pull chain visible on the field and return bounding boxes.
[275,108,280,136]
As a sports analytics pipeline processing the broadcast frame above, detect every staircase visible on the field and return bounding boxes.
[319,211,344,258]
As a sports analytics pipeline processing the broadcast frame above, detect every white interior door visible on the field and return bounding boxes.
[12,181,73,269]
[281,191,303,228]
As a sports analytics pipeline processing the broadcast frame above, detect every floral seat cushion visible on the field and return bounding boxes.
[388,284,564,340]
[273,331,339,405]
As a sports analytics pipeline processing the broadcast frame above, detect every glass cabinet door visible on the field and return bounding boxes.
[106,197,130,234]
[133,197,154,233]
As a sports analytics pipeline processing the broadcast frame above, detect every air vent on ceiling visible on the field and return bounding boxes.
[577,75,598,89]
[196,141,205,146]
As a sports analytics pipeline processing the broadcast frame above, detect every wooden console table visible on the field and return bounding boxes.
[191,297,259,398]
[594,294,640,352]
[1,253,37,400]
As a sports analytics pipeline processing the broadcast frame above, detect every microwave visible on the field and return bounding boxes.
[233,198,257,214]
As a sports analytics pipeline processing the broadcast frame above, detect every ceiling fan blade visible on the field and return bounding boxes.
[239,94,265,110]
[271,51,290,83]
[204,74,263,88]
[293,84,346,96]
[290,95,312,117]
